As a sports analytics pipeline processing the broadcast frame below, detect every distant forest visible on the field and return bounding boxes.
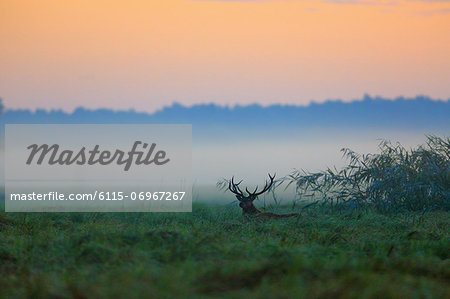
[1,95,449,131]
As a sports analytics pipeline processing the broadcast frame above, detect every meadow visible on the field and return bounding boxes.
[1,136,448,298]
[0,204,449,298]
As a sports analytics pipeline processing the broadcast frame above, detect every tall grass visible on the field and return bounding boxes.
[283,136,449,212]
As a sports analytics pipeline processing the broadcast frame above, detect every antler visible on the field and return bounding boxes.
[245,173,275,197]
[228,176,244,196]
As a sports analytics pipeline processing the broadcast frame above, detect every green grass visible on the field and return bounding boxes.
[1,204,449,298]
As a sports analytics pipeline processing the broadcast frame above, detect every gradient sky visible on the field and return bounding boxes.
[1,0,449,112]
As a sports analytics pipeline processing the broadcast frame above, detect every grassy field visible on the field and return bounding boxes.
[0,203,449,299]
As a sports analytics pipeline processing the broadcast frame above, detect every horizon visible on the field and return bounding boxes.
[1,94,449,114]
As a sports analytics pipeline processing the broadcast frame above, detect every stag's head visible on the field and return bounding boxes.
[228,174,275,215]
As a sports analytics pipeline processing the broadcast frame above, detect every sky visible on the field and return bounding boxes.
[1,0,449,112]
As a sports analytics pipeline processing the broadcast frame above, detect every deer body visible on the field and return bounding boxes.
[229,174,300,219]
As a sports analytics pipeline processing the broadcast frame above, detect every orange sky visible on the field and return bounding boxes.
[1,0,449,112]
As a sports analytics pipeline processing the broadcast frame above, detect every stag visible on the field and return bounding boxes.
[228,174,300,218]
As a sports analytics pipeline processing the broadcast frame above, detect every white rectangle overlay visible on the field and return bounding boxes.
[5,124,192,212]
